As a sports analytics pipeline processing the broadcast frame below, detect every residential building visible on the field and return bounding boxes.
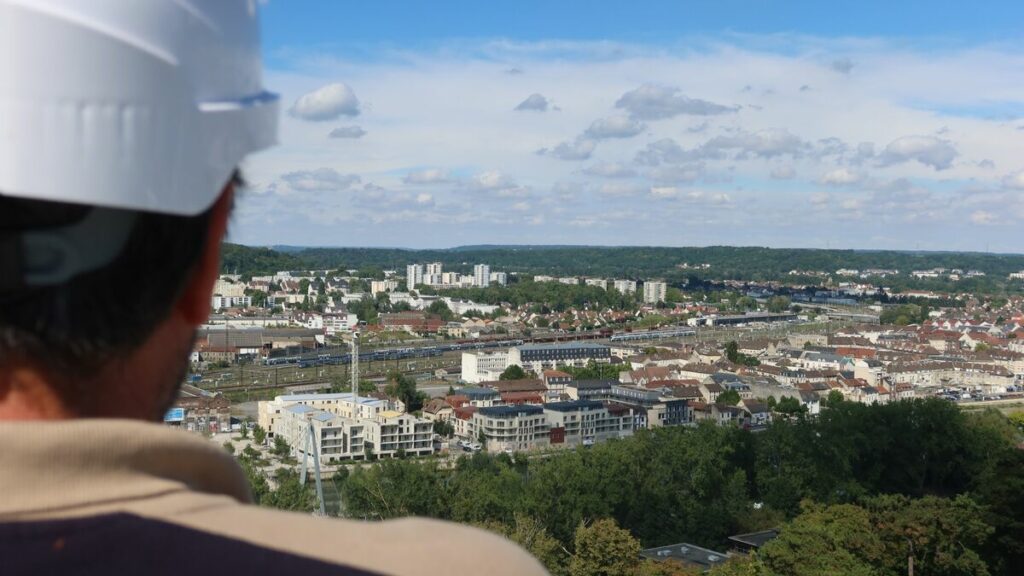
[558,277,579,285]
[211,295,252,310]
[613,279,637,294]
[489,271,508,286]
[544,400,635,446]
[258,393,433,464]
[469,405,550,452]
[370,280,398,294]
[508,342,612,373]
[322,311,358,336]
[585,278,609,290]
[461,350,511,383]
[474,264,491,288]
[643,281,667,304]
[406,264,423,291]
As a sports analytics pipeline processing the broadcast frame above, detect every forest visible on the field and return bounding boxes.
[242,398,1023,575]
[221,244,1024,294]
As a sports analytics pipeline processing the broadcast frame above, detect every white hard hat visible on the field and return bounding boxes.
[0,0,279,216]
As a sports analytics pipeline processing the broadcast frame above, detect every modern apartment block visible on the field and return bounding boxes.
[473,264,491,288]
[643,281,667,304]
[469,405,550,452]
[461,350,511,383]
[544,400,636,447]
[508,342,612,373]
[613,279,637,294]
[405,264,423,291]
[258,393,434,464]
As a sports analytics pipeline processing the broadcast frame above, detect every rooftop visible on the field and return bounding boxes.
[544,400,605,412]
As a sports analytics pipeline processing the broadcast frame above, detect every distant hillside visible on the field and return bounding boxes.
[220,243,1024,293]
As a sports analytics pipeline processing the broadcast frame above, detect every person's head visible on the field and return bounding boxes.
[0,1,278,420]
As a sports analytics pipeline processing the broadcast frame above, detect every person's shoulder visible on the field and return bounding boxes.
[165,502,548,575]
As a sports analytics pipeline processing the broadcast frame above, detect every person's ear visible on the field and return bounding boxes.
[176,186,234,325]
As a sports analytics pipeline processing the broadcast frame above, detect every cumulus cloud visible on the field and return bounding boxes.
[831,58,855,74]
[702,128,805,159]
[281,168,360,192]
[583,162,637,178]
[403,168,451,185]
[328,125,367,139]
[288,83,361,121]
[647,163,706,184]
[1002,170,1024,189]
[515,93,550,111]
[615,84,738,120]
[877,136,957,170]
[819,167,866,186]
[649,187,732,205]
[970,210,997,225]
[583,116,646,139]
[771,165,796,180]
[537,138,597,161]
[635,138,700,165]
[598,182,646,197]
[468,170,527,197]
[415,193,434,205]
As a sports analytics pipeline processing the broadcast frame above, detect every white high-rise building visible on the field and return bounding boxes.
[425,262,444,286]
[425,262,443,276]
[489,271,508,286]
[474,264,491,288]
[643,281,667,304]
[613,279,637,294]
[406,264,423,291]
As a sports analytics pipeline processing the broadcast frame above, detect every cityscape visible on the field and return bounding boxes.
[172,245,1024,574]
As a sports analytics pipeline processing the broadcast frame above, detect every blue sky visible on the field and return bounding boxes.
[234,1,1024,252]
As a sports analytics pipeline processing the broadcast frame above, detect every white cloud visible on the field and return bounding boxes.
[328,125,366,139]
[819,167,866,186]
[404,168,451,185]
[515,93,550,111]
[583,162,637,178]
[771,165,796,180]
[702,128,805,159]
[280,168,360,191]
[614,84,739,120]
[1002,170,1024,190]
[288,83,361,121]
[598,182,646,197]
[877,136,957,170]
[649,187,732,205]
[468,170,527,197]
[537,138,597,161]
[970,210,997,225]
[583,116,646,139]
[831,58,855,74]
[647,163,705,183]
[415,193,434,205]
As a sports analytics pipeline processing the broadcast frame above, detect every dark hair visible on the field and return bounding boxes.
[0,177,236,381]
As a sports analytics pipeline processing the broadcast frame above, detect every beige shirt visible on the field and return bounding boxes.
[0,419,547,575]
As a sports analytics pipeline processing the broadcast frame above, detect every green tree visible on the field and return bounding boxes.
[263,468,315,511]
[725,341,740,363]
[758,502,884,576]
[500,364,528,380]
[477,514,570,576]
[386,371,426,412]
[252,424,267,445]
[427,300,456,321]
[717,389,741,406]
[272,435,291,458]
[766,296,791,313]
[433,419,455,438]
[824,390,845,408]
[569,518,642,576]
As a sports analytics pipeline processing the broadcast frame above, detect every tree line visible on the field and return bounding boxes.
[314,399,1022,575]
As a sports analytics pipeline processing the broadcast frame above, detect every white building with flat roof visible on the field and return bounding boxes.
[461,350,510,383]
[406,264,423,291]
[613,279,637,294]
[643,281,667,304]
[474,264,491,288]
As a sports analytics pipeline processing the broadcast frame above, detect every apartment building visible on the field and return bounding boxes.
[474,264,491,288]
[544,400,635,447]
[508,342,612,373]
[469,405,550,452]
[643,281,667,304]
[585,278,609,290]
[406,264,423,291]
[613,279,637,294]
[461,350,511,383]
[259,393,433,464]
[370,280,399,294]
[489,271,508,286]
